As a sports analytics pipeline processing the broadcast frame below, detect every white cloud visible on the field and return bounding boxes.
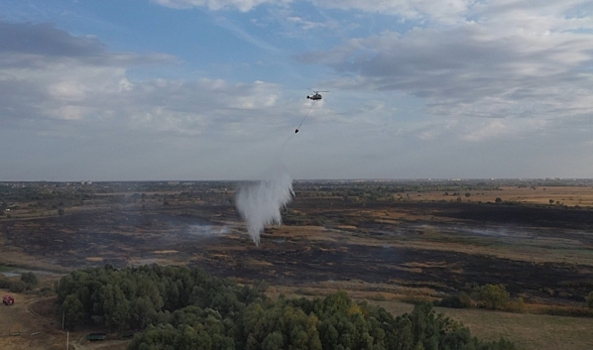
[151,0,285,12]
[0,20,293,142]
[312,0,477,24]
[0,20,307,180]
[301,2,593,132]
[286,16,326,30]
[462,119,516,142]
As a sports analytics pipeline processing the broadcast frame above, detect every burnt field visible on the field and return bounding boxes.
[1,181,593,305]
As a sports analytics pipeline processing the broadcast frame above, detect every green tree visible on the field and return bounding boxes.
[480,284,510,310]
[262,331,283,350]
[130,296,158,329]
[9,280,26,293]
[62,294,86,329]
[54,265,515,350]
[21,272,38,289]
[100,284,131,330]
[393,317,414,349]
[128,324,179,350]
[459,292,472,308]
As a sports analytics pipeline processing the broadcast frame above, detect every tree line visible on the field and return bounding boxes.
[0,271,38,293]
[56,265,515,350]
[434,284,515,311]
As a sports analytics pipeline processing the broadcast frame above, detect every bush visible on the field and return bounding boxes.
[9,281,26,293]
[21,272,38,288]
[435,292,473,309]
[507,297,527,313]
[480,284,509,310]
[38,286,54,297]
[435,295,463,308]
[459,292,473,308]
[0,277,10,289]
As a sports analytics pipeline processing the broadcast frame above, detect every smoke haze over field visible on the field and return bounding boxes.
[187,225,230,236]
[235,169,294,245]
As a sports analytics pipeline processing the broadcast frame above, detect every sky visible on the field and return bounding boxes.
[0,0,592,181]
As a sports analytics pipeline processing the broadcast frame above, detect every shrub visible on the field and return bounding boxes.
[459,292,473,308]
[0,277,10,289]
[435,292,473,309]
[479,284,509,310]
[21,272,38,288]
[9,281,26,293]
[507,297,527,313]
[38,286,54,297]
[434,295,463,308]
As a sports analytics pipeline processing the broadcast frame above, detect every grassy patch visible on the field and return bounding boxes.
[374,300,593,350]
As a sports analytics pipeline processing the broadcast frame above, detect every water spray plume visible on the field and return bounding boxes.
[236,169,294,246]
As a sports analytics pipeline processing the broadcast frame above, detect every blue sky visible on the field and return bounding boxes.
[1,0,592,180]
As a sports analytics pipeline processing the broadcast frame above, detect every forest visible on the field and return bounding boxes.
[56,265,515,350]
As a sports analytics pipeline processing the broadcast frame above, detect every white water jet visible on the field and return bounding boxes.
[235,169,294,246]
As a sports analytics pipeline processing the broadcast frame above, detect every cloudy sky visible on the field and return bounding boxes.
[1,0,592,181]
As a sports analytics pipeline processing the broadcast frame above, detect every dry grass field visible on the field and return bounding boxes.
[412,185,593,207]
[1,181,593,349]
[268,285,593,350]
[374,300,593,350]
[0,290,130,350]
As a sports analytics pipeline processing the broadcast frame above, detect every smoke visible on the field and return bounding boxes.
[187,225,230,236]
[235,169,294,245]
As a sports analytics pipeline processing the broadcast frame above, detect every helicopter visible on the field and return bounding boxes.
[296,90,329,133]
[306,90,328,100]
